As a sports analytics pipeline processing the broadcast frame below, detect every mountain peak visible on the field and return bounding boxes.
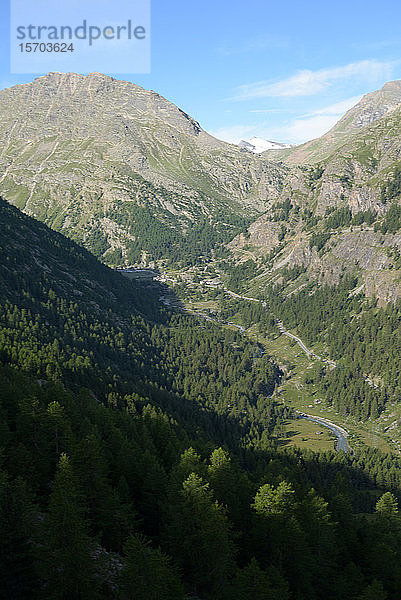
[0,72,284,265]
[337,79,401,130]
[380,79,401,92]
[264,79,401,165]
[2,71,203,140]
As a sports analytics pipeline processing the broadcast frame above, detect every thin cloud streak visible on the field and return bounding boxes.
[230,60,394,100]
[301,95,363,118]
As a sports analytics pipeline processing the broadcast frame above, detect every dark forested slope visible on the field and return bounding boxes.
[2,199,401,600]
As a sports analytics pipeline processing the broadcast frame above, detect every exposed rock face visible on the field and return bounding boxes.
[231,215,401,302]
[227,81,401,302]
[363,270,401,305]
[0,72,285,261]
[228,216,281,256]
[259,82,401,222]
[347,81,401,128]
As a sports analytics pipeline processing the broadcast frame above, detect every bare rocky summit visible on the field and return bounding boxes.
[0,72,284,263]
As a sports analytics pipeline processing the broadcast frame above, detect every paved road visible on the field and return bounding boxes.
[224,287,351,453]
[297,412,350,453]
[155,282,351,453]
[277,321,321,359]
[224,288,336,365]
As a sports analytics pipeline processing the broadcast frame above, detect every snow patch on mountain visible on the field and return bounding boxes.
[239,137,293,153]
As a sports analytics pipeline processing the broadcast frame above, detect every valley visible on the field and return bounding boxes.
[2,72,401,599]
[150,263,398,456]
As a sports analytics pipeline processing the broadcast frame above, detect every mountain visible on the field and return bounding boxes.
[0,72,285,266]
[239,137,293,153]
[264,80,401,165]
[1,73,401,302]
[228,81,401,304]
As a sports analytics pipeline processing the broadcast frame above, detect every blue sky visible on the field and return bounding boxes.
[1,0,401,144]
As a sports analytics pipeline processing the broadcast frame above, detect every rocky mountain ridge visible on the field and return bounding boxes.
[0,72,285,264]
[227,81,401,302]
[264,80,401,165]
[1,74,401,301]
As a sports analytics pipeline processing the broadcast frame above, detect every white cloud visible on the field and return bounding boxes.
[304,95,363,117]
[209,94,364,146]
[231,60,394,100]
[279,95,363,143]
[280,115,341,144]
[208,125,259,144]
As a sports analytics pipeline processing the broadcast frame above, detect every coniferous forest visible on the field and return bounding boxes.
[3,198,401,600]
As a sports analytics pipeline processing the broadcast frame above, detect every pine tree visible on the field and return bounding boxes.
[0,473,38,600]
[164,472,235,596]
[207,447,251,525]
[375,492,398,516]
[119,534,184,600]
[41,453,99,600]
[252,481,295,517]
[226,558,290,600]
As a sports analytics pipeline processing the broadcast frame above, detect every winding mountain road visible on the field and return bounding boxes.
[128,272,351,454]
[223,287,350,452]
[224,288,335,365]
[277,321,321,359]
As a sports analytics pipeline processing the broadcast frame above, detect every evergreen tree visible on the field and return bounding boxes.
[207,447,251,525]
[164,472,236,597]
[252,481,295,517]
[0,473,38,600]
[375,492,399,516]
[119,534,184,600]
[41,453,99,600]
[225,558,290,600]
